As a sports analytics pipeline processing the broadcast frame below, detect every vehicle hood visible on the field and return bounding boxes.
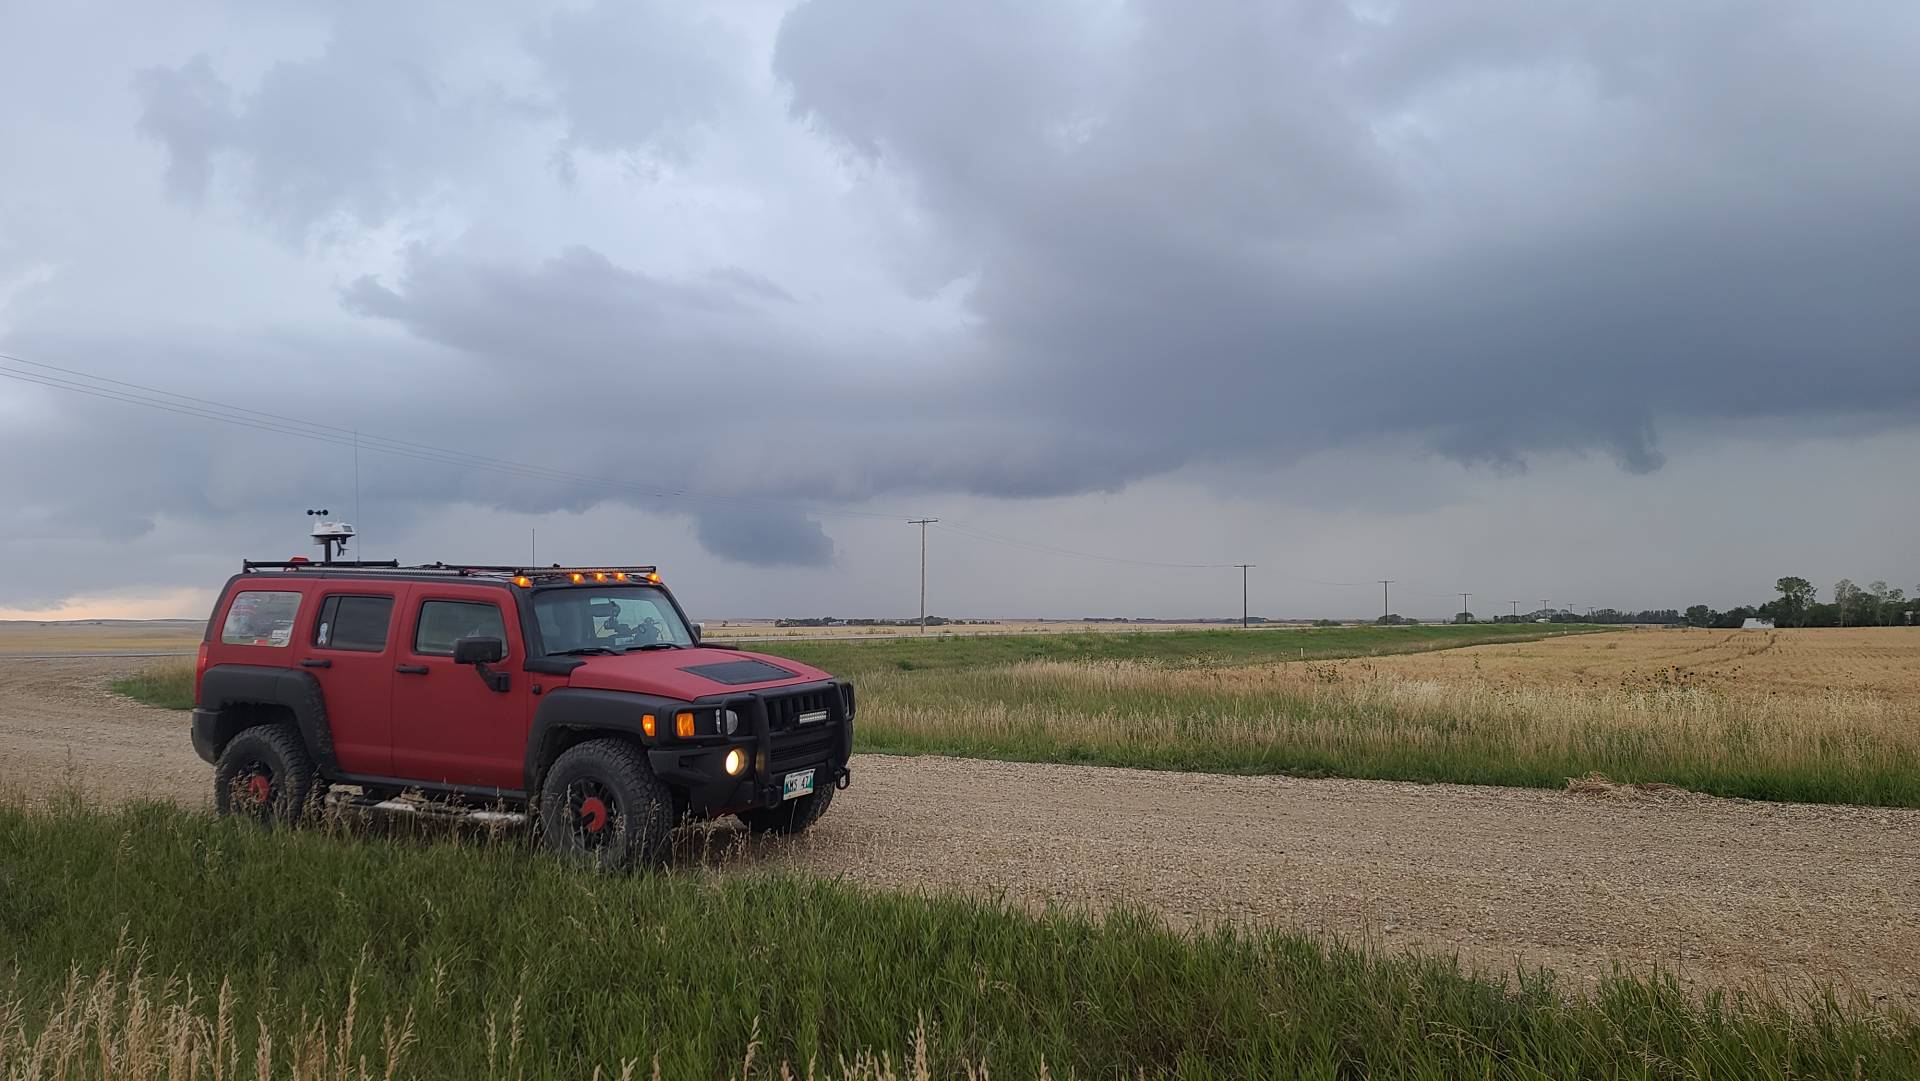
[564,646,835,700]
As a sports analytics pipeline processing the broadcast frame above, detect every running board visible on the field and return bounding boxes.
[325,792,528,827]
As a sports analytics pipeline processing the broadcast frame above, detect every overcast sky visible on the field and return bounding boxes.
[3,0,1917,622]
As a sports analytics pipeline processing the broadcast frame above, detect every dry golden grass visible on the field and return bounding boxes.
[1342,626,1920,696]
[854,627,1920,804]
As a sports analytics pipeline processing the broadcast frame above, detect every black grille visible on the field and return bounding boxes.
[770,729,837,773]
[765,687,836,732]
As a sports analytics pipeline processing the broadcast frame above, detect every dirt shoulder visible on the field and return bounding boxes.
[3,655,1914,1005]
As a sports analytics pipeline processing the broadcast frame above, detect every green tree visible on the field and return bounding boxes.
[1833,579,1860,626]
[1867,581,1893,626]
[1684,604,1715,627]
[1774,577,1816,627]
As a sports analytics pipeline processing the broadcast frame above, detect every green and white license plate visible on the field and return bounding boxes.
[782,769,816,801]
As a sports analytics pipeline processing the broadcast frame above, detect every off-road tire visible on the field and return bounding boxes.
[738,784,835,835]
[213,723,317,827]
[538,739,676,869]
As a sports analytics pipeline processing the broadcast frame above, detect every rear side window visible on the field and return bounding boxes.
[219,591,303,647]
[314,595,395,652]
[414,600,508,657]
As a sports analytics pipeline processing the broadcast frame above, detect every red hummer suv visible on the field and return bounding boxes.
[190,560,853,867]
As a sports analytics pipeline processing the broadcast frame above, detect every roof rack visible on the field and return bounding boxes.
[413,563,658,576]
[243,560,401,572]
[240,560,658,579]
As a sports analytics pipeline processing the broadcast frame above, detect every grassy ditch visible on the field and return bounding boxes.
[1,801,1913,1080]
[814,658,1920,806]
[109,665,197,711]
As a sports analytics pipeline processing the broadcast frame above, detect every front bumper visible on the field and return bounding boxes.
[649,681,854,814]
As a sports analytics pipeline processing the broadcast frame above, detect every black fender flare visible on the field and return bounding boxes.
[195,664,337,773]
[523,688,680,794]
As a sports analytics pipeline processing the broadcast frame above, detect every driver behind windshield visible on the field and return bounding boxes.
[534,588,692,654]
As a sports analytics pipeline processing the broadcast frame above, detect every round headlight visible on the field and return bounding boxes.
[722,709,741,736]
[723,748,745,776]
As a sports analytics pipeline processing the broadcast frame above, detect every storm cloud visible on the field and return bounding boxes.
[4,1,1919,615]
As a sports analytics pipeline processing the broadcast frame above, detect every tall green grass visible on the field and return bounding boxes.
[1,801,1913,1080]
[109,666,197,711]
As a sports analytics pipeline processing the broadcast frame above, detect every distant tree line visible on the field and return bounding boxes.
[1382,575,1919,629]
[1486,609,1685,625]
[1681,577,1918,629]
[773,616,994,628]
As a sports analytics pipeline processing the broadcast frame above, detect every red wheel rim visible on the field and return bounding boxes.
[246,773,271,805]
[579,796,609,833]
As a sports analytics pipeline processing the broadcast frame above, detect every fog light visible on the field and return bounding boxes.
[723,748,745,776]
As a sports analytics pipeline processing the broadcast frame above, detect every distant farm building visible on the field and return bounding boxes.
[1741,617,1775,630]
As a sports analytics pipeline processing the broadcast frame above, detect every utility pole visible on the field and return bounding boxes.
[1459,592,1471,623]
[1235,564,1254,629]
[1540,599,1551,619]
[1378,580,1394,620]
[908,519,938,635]
[530,527,537,567]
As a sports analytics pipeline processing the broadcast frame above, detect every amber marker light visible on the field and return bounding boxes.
[675,711,696,738]
[641,713,657,737]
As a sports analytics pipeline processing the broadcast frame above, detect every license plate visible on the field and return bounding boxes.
[782,769,816,801]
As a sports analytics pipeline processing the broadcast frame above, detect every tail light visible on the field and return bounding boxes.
[194,642,211,705]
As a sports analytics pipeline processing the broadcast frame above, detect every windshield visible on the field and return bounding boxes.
[533,586,694,654]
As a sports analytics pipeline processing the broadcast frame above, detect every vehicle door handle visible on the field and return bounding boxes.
[300,658,332,669]
[396,664,429,675]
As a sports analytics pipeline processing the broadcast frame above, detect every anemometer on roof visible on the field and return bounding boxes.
[305,509,356,564]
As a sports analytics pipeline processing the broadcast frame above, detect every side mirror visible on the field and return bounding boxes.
[453,637,506,666]
[691,622,705,644]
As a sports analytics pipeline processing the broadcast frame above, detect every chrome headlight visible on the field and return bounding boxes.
[722,708,742,736]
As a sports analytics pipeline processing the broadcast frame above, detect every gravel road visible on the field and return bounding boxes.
[3,655,1915,1004]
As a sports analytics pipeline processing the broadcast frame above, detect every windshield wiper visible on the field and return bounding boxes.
[623,642,685,652]
[550,646,617,656]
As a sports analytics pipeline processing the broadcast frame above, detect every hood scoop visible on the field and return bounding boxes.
[679,658,798,686]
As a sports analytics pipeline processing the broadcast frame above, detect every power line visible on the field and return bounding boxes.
[908,519,938,633]
[932,520,1237,570]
